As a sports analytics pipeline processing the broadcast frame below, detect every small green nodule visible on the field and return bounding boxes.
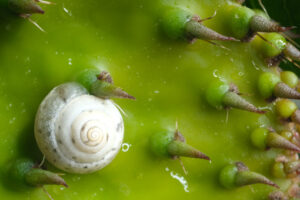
[149,127,210,161]
[206,80,263,113]
[25,168,68,187]
[251,128,269,150]
[275,99,298,119]
[251,128,300,152]
[280,71,299,89]
[258,72,281,99]
[272,162,286,179]
[257,72,300,100]
[255,33,287,58]
[160,6,238,42]
[220,162,279,189]
[9,158,67,188]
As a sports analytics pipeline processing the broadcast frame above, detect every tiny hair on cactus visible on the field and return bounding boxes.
[160,6,238,44]
[250,128,300,152]
[205,79,264,113]
[219,162,279,189]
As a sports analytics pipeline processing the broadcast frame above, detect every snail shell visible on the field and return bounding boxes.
[34,82,124,174]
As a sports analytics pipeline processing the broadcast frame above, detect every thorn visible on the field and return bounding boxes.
[91,80,135,100]
[266,132,300,152]
[167,140,210,161]
[284,43,300,62]
[222,91,265,114]
[234,162,279,188]
[250,15,292,33]
[185,20,239,42]
[292,110,300,124]
[25,168,68,188]
[274,82,300,99]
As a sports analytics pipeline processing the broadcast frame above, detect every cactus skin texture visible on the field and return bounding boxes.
[1,0,300,200]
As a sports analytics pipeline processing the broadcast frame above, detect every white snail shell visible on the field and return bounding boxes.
[34,82,124,174]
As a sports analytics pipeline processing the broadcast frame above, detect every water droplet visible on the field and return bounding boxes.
[68,58,72,65]
[154,90,159,94]
[121,143,131,152]
[9,117,16,124]
[63,7,72,16]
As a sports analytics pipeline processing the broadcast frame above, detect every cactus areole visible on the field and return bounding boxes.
[1,0,300,200]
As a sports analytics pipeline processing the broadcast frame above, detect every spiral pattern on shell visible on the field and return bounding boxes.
[34,82,124,174]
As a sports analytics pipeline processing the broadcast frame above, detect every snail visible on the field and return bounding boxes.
[34,70,134,174]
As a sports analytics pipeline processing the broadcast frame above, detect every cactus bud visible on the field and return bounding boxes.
[220,162,279,189]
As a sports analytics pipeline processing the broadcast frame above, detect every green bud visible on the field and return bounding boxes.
[275,99,297,118]
[149,128,210,160]
[8,158,67,189]
[280,71,298,89]
[220,162,278,189]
